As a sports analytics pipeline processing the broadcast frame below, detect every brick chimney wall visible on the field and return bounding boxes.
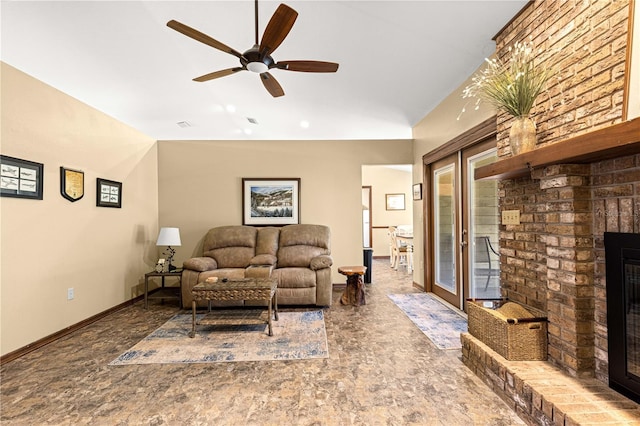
[592,155,640,382]
[494,0,632,379]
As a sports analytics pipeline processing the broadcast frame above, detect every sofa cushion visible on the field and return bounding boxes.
[277,224,330,268]
[199,268,246,281]
[250,254,277,266]
[279,224,330,249]
[183,257,217,272]
[274,267,317,288]
[256,227,280,256]
[203,226,257,268]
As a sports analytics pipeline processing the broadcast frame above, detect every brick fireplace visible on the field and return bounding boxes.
[463,123,640,424]
[483,0,638,383]
[499,154,640,382]
[459,1,640,421]
[460,2,640,422]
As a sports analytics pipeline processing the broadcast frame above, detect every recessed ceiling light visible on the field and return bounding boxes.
[226,105,236,113]
[243,128,252,135]
[300,120,310,129]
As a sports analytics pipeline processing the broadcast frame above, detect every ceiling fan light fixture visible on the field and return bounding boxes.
[167,1,338,98]
[247,61,269,74]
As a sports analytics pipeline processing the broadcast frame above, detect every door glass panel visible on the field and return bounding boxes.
[468,149,500,298]
[434,164,456,293]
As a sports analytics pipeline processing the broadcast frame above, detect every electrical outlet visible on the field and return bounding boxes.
[67,288,74,300]
[502,210,521,225]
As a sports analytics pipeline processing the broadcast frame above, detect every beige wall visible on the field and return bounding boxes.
[362,165,413,257]
[411,67,497,288]
[0,63,159,356]
[157,139,412,284]
[629,1,639,119]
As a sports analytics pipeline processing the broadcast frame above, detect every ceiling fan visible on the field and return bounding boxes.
[167,0,339,98]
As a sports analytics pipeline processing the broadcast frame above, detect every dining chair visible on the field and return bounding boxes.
[474,236,500,289]
[389,227,408,271]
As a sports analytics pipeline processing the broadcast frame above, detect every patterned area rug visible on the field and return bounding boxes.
[388,293,467,350]
[110,310,328,365]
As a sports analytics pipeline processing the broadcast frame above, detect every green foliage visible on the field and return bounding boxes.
[463,40,555,118]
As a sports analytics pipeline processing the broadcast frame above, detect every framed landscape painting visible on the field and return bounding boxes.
[385,193,405,210]
[242,178,300,226]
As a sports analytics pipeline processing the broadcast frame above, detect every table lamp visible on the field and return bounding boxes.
[156,227,181,271]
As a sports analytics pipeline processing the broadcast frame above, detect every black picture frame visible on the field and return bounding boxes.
[242,178,300,226]
[412,183,423,200]
[0,155,44,200]
[96,178,122,208]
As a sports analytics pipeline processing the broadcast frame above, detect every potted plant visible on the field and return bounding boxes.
[463,39,555,155]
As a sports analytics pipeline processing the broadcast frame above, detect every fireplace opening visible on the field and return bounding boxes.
[605,232,640,403]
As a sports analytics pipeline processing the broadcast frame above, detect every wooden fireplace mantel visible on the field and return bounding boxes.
[475,117,640,180]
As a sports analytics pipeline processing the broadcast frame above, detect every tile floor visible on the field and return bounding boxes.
[1,259,525,425]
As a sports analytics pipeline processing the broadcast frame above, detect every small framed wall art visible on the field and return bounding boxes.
[96,178,122,208]
[385,193,405,210]
[60,167,84,202]
[0,155,44,200]
[242,178,300,226]
[412,183,423,201]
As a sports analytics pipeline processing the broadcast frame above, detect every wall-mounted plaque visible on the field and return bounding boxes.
[60,167,84,202]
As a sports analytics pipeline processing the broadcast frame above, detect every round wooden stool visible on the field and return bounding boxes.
[338,265,367,306]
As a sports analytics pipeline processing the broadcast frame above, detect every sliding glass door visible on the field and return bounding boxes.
[431,155,460,306]
[462,143,500,308]
[425,137,499,310]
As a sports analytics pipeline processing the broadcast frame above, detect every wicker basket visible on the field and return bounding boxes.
[467,299,547,361]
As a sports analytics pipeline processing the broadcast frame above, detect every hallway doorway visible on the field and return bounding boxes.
[361,165,413,260]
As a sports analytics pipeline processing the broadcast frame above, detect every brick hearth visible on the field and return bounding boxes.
[462,333,640,425]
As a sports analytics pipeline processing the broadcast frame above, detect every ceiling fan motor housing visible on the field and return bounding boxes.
[242,46,274,73]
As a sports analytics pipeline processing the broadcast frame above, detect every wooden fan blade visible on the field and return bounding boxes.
[276,60,339,73]
[193,67,245,82]
[167,20,244,60]
[260,72,284,97]
[259,4,298,57]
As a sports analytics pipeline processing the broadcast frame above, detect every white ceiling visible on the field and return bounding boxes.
[1,0,527,141]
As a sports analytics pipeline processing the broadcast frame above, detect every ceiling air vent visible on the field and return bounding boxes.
[176,121,192,128]
[247,117,258,125]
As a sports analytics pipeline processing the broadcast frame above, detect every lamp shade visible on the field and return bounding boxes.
[156,227,181,246]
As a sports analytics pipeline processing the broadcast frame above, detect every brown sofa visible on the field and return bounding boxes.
[181,224,333,308]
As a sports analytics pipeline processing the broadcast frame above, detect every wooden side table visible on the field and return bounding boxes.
[338,266,367,306]
[144,270,182,309]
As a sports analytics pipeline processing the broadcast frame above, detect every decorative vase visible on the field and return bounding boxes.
[509,116,537,156]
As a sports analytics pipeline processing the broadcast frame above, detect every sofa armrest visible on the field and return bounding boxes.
[310,255,333,271]
[183,256,217,272]
[250,254,277,266]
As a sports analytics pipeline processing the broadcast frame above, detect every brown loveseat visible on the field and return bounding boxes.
[181,224,333,308]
